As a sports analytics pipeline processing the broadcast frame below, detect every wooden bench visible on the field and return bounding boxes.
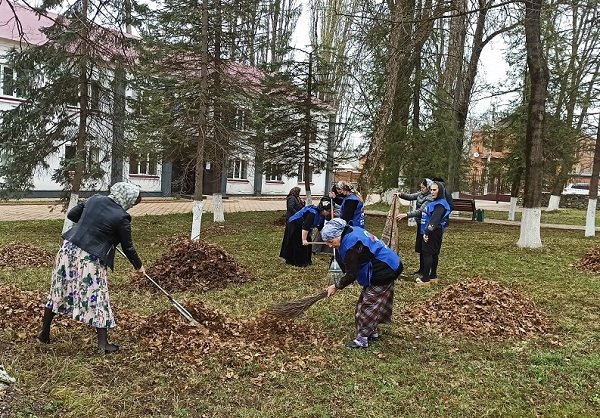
[451,198,477,220]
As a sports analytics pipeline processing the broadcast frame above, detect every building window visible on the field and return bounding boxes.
[90,81,100,110]
[228,158,248,180]
[64,144,102,173]
[1,65,15,97]
[265,163,283,181]
[129,153,158,176]
[297,164,312,183]
[235,108,248,130]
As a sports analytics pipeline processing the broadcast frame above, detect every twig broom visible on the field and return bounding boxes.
[267,290,328,320]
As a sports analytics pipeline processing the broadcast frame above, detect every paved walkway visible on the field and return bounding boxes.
[0,197,593,231]
[0,197,284,221]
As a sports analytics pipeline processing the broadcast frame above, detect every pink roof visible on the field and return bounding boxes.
[0,1,56,45]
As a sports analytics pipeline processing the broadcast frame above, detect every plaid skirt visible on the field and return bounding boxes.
[45,240,115,329]
[355,283,394,338]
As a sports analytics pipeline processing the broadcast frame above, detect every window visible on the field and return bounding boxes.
[235,108,248,130]
[90,81,100,110]
[1,65,14,97]
[265,163,283,182]
[129,153,158,176]
[63,144,101,173]
[228,158,248,180]
[297,164,313,183]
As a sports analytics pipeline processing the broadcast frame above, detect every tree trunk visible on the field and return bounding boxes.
[517,0,549,249]
[585,123,600,237]
[304,52,313,205]
[359,0,440,197]
[63,0,89,234]
[212,0,225,223]
[191,0,209,241]
[508,169,522,221]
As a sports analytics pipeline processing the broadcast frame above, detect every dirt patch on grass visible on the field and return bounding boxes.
[138,237,252,292]
[0,243,54,268]
[403,279,553,340]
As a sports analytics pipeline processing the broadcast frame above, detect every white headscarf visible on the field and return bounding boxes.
[108,182,140,211]
[321,218,347,241]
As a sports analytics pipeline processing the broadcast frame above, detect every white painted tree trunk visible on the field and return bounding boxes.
[191,200,204,241]
[517,207,542,248]
[407,200,417,227]
[585,199,596,237]
[61,192,79,234]
[546,195,560,211]
[508,196,518,221]
[213,193,224,222]
[305,190,312,206]
[382,189,396,204]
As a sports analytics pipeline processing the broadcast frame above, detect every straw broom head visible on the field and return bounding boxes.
[267,290,328,320]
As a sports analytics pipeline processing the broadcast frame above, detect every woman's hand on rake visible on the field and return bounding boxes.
[325,284,337,297]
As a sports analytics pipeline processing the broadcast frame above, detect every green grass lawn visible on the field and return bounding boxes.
[2,212,600,417]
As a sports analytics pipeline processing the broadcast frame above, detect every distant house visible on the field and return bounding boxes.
[0,0,332,197]
[468,129,595,197]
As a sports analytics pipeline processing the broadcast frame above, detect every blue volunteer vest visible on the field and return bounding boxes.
[288,205,324,229]
[420,199,452,235]
[338,227,401,287]
[340,194,365,227]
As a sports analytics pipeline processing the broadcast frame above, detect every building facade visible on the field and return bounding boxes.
[0,1,328,198]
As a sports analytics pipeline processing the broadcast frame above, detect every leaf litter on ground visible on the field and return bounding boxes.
[574,246,600,274]
[0,242,54,268]
[0,283,332,374]
[402,278,553,340]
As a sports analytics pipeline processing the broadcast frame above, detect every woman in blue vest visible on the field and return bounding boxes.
[416,181,451,286]
[329,181,365,228]
[279,197,332,267]
[396,178,433,275]
[321,218,403,349]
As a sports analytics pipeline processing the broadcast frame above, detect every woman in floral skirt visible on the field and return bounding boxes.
[37,182,145,354]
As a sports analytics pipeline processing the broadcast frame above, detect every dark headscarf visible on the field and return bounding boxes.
[433,181,446,201]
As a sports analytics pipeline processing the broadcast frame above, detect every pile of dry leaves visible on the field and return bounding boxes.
[403,279,552,340]
[574,246,600,274]
[0,284,331,370]
[138,237,252,292]
[0,243,54,268]
[0,284,71,341]
[122,301,330,366]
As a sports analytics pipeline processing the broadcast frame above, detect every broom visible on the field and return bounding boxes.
[267,290,328,319]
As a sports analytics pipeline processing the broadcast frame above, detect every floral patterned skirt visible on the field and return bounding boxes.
[45,240,115,329]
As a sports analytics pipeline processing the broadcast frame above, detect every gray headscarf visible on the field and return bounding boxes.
[321,218,347,241]
[108,182,140,211]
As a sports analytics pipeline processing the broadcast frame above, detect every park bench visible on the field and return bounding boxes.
[451,198,477,220]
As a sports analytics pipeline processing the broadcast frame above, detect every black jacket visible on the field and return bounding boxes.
[62,194,143,270]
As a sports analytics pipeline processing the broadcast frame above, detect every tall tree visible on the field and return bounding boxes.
[517,0,549,248]
[0,0,136,232]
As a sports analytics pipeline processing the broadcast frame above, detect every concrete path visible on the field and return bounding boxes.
[0,197,593,231]
[0,197,284,221]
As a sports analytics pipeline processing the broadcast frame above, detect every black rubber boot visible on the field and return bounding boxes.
[96,328,120,354]
[37,307,55,344]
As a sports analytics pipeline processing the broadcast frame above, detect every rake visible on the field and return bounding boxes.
[116,247,200,326]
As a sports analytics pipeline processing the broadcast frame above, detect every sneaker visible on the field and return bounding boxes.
[429,277,439,284]
[368,332,380,342]
[415,278,431,286]
[345,338,368,349]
